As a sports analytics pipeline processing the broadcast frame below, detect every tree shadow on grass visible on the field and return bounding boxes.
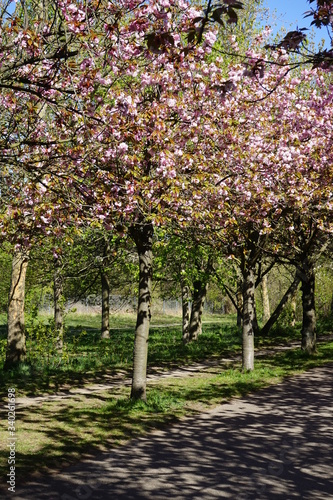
[3,350,332,484]
[0,363,133,401]
[0,327,241,400]
[263,343,333,371]
[1,391,185,485]
[0,373,275,486]
[2,364,332,500]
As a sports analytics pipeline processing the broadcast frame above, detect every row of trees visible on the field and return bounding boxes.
[1,0,333,399]
[2,222,333,367]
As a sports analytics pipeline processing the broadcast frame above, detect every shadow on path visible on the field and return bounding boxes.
[5,364,333,500]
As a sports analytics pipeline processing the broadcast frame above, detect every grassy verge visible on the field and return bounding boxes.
[0,315,242,397]
[0,313,331,397]
[0,339,332,484]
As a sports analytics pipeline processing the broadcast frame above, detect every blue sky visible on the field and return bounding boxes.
[263,0,331,47]
[4,0,331,48]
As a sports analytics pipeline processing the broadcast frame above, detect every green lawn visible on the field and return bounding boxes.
[0,313,242,394]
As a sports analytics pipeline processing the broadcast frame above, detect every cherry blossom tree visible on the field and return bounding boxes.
[2,0,332,386]
[203,41,333,366]
[0,0,242,396]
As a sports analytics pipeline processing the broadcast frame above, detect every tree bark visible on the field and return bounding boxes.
[101,270,110,339]
[100,236,111,339]
[260,274,301,337]
[181,281,191,343]
[236,278,243,328]
[4,250,29,369]
[130,223,153,401]
[242,267,255,371]
[252,299,259,336]
[54,258,64,351]
[290,290,297,327]
[189,280,208,341]
[300,259,316,353]
[261,274,270,324]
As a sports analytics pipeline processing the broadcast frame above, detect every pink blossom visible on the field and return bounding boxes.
[118,142,128,153]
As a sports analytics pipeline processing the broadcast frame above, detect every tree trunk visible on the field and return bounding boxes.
[252,299,259,336]
[260,274,301,337]
[101,270,110,339]
[290,290,297,327]
[236,278,243,328]
[181,282,191,343]
[242,267,255,371]
[4,251,29,369]
[189,280,208,341]
[300,259,316,354]
[261,274,270,324]
[130,223,153,401]
[54,258,64,351]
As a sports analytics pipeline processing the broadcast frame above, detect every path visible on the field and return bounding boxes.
[11,334,333,409]
[4,364,333,500]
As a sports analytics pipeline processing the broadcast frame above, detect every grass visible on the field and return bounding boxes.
[0,312,332,485]
[0,312,331,397]
[0,314,242,396]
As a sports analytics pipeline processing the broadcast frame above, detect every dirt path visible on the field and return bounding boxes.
[12,335,333,409]
[5,363,333,500]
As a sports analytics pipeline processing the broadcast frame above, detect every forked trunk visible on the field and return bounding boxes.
[101,270,110,339]
[300,259,316,354]
[4,250,29,369]
[242,267,255,371]
[130,223,153,401]
[54,258,64,351]
[260,273,300,337]
[261,274,270,324]
[189,280,208,341]
[181,282,191,343]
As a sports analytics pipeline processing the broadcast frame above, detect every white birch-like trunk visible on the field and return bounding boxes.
[290,291,297,327]
[242,267,255,371]
[300,259,316,354]
[189,281,208,341]
[54,258,64,351]
[181,282,191,343]
[101,270,110,339]
[261,274,270,324]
